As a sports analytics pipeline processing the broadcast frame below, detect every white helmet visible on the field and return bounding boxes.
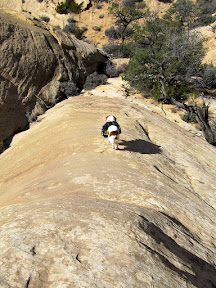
[106,115,115,122]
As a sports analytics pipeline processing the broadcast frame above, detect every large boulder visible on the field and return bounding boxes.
[0,10,107,148]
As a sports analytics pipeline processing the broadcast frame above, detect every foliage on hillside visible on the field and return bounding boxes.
[122,0,216,145]
[55,0,83,14]
[39,0,216,144]
[108,0,149,42]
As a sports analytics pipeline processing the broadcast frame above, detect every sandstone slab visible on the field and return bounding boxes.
[0,79,215,287]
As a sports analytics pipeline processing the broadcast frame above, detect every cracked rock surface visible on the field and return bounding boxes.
[0,79,216,287]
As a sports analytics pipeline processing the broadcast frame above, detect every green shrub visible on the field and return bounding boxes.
[167,83,189,101]
[151,83,163,101]
[63,20,86,39]
[202,64,216,89]
[55,0,82,14]
[92,26,101,31]
[194,14,216,26]
[105,25,134,41]
[124,26,134,38]
[75,28,85,39]
[68,0,83,13]
[63,22,78,33]
[193,0,216,26]
[60,81,79,97]
[102,43,131,58]
[151,82,189,102]
[122,0,144,7]
[105,62,118,77]
[55,1,68,14]
[40,16,50,23]
[105,61,128,77]
[105,26,121,40]
[181,111,197,123]
[83,72,107,90]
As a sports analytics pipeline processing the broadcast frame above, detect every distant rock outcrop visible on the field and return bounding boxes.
[0,10,107,148]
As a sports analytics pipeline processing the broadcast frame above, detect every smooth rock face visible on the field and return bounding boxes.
[0,198,215,288]
[0,10,107,144]
[0,79,216,287]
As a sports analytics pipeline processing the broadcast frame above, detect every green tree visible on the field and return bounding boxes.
[124,18,205,97]
[55,1,68,14]
[55,0,82,14]
[124,18,216,145]
[164,0,197,35]
[108,0,149,43]
[195,0,216,26]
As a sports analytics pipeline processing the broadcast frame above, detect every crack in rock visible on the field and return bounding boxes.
[30,246,36,256]
[76,253,82,263]
[25,276,31,288]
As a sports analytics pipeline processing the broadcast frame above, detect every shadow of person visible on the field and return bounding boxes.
[119,139,162,155]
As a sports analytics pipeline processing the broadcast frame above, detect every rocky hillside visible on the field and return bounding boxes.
[0,0,215,63]
[0,78,216,287]
[0,9,107,148]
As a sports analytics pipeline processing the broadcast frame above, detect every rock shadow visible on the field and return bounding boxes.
[0,123,30,154]
[119,139,162,154]
[138,215,216,288]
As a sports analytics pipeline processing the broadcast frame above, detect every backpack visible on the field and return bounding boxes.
[102,121,121,137]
